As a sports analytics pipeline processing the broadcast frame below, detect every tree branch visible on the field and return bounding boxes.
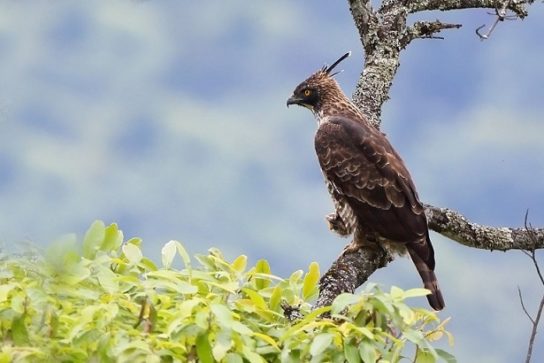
[349,0,397,127]
[401,20,462,48]
[425,204,544,251]
[318,0,541,308]
[316,246,392,307]
[348,0,377,52]
[519,219,544,363]
[518,287,536,324]
[408,0,531,18]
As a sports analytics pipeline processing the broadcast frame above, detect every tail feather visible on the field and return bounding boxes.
[407,242,445,311]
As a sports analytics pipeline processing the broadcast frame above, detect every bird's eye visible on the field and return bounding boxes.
[303,89,312,97]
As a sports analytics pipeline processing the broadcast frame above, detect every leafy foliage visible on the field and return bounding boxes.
[0,221,455,362]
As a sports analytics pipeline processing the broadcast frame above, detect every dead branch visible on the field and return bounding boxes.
[407,0,530,18]
[425,205,544,251]
[519,215,544,363]
[401,20,462,48]
[524,296,544,363]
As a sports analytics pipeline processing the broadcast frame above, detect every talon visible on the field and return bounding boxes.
[326,213,342,229]
[341,240,361,255]
[326,213,350,236]
[326,213,338,224]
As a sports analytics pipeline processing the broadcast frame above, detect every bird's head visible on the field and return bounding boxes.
[286,51,351,114]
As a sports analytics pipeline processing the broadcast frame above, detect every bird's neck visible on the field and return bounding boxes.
[314,94,366,126]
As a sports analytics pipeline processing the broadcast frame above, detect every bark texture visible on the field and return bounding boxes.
[425,205,544,251]
[317,0,540,307]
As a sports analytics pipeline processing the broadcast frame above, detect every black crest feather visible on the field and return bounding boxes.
[323,51,351,75]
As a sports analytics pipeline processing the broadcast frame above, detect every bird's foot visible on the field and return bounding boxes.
[326,213,350,236]
[341,240,362,255]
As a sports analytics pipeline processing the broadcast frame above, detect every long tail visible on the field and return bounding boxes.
[407,237,445,311]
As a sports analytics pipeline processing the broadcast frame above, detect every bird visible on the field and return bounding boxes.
[286,52,445,310]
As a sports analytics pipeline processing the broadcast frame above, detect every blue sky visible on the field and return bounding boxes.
[0,1,543,361]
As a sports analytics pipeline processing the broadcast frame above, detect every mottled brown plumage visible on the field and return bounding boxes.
[287,52,445,310]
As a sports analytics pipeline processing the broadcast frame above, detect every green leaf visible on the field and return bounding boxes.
[242,288,267,310]
[45,234,79,272]
[101,223,123,252]
[404,329,425,345]
[302,262,320,300]
[196,334,214,363]
[0,222,455,362]
[0,283,18,302]
[398,304,416,325]
[12,315,30,345]
[61,263,90,286]
[255,259,271,290]
[310,333,334,356]
[125,237,142,247]
[390,285,404,300]
[97,267,118,293]
[436,349,457,363]
[139,257,158,272]
[82,220,106,259]
[0,352,12,363]
[52,284,99,300]
[281,305,331,342]
[232,255,247,273]
[225,353,244,363]
[146,270,197,294]
[344,341,361,363]
[359,340,377,363]
[161,240,177,269]
[122,243,142,264]
[253,332,280,351]
[354,326,375,340]
[232,321,253,335]
[331,293,360,315]
[372,294,394,315]
[203,280,239,294]
[212,331,232,361]
[416,349,436,363]
[178,282,198,294]
[288,269,304,284]
[404,288,432,299]
[269,285,282,311]
[242,346,265,363]
[174,240,192,272]
[211,303,233,328]
[445,331,455,347]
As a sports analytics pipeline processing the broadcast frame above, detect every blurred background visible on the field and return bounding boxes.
[0,1,543,361]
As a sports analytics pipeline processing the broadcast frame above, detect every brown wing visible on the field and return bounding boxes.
[315,116,444,310]
[315,116,426,243]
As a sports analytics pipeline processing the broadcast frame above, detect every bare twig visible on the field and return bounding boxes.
[518,287,536,324]
[525,296,544,363]
[518,288,544,363]
[475,18,501,39]
[518,213,544,363]
[476,0,520,39]
[523,211,544,286]
[401,20,462,48]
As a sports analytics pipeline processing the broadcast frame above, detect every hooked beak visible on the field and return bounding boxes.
[286,95,302,107]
